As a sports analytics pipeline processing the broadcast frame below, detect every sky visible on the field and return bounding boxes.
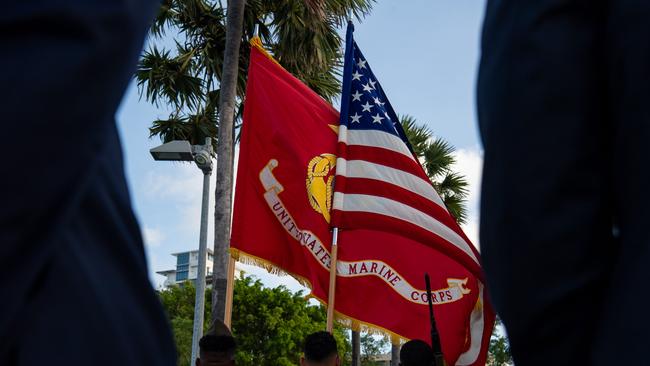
[116,0,488,292]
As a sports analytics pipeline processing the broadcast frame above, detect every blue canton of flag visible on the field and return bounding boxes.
[339,28,414,153]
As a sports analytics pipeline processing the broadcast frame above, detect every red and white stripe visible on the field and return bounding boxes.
[332,124,483,279]
[332,123,490,365]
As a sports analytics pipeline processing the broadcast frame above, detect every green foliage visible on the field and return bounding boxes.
[232,275,350,366]
[487,318,513,366]
[138,0,375,146]
[400,115,470,224]
[158,276,351,366]
[359,333,389,366]
[136,45,204,109]
[170,317,193,366]
[159,282,213,365]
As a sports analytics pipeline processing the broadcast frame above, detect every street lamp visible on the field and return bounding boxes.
[151,137,213,366]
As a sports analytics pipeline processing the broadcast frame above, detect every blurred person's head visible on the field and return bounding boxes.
[300,331,340,366]
[399,339,434,366]
[196,321,236,366]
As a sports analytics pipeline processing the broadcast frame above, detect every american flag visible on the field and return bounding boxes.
[331,24,494,365]
[331,23,483,280]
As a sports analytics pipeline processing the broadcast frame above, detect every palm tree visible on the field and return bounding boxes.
[136,0,374,329]
[400,115,470,224]
[212,0,246,335]
[136,0,374,147]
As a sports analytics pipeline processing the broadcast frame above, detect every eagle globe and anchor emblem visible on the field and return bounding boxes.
[306,153,337,223]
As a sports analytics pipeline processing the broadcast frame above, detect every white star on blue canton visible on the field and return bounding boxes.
[351,90,363,102]
[373,97,384,106]
[361,101,373,112]
[352,71,362,81]
[350,113,362,123]
[369,79,377,88]
[357,59,367,69]
[362,83,373,92]
[372,113,385,124]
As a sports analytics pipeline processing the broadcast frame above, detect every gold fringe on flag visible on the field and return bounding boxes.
[229,247,408,345]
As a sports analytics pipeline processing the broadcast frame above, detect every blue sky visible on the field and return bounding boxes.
[116,0,487,291]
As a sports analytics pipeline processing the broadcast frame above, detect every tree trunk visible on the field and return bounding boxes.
[351,330,360,366]
[211,0,246,329]
[391,343,400,365]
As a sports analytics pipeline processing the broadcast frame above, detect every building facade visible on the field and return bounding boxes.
[157,249,215,287]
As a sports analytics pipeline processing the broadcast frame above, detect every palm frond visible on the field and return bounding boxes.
[136,46,204,109]
[423,137,456,178]
[400,114,432,157]
[186,109,219,148]
[436,171,469,199]
[439,192,468,225]
[301,68,342,103]
[151,0,178,37]
[324,0,375,26]
[149,116,191,142]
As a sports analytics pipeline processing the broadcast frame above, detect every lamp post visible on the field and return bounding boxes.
[150,138,213,366]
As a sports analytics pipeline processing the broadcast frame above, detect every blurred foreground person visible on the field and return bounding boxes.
[0,0,175,364]
[399,339,434,366]
[301,331,340,366]
[478,1,650,365]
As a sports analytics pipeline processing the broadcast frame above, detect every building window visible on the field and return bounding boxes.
[176,252,189,265]
[176,271,188,281]
[177,264,189,272]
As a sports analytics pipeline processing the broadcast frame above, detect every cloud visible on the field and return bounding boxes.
[144,163,204,202]
[452,147,483,212]
[145,252,167,289]
[236,263,309,294]
[142,146,241,257]
[142,225,165,247]
[451,147,483,250]
[461,214,481,251]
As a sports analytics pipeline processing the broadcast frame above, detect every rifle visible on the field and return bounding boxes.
[425,273,445,366]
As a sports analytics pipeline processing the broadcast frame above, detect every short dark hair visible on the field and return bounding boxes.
[199,334,236,358]
[303,331,338,361]
[400,339,434,366]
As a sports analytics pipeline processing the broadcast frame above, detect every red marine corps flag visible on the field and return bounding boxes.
[330,23,495,365]
[230,38,338,305]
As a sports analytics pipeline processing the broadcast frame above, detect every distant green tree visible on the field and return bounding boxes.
[358,332,389,366]
[400,115,470,224]
[487,317,513,366]
[169,317,193,366]
[158,282,212,365]
[158,276,351,366]
[232,275,350,366]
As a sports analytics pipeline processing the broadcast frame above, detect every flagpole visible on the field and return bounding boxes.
[326,227,339,332]
[223,256,236,327]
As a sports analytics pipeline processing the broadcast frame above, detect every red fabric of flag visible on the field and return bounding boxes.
[230,42,339,304]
